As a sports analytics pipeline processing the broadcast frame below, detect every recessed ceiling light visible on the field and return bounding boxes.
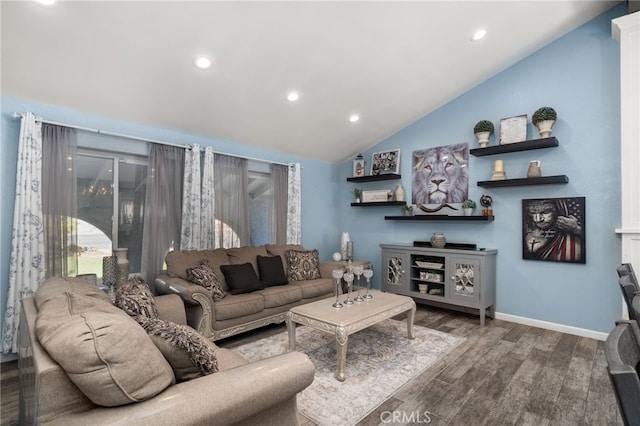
[470,28,487,42]
[193,55,212,70]
[349,114,360,123]
[34,0,56,5]
[286,91,300,102]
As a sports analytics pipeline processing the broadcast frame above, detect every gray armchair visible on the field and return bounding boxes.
[605,320,640,425]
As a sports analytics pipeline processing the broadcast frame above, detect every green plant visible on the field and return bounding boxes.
[532,107,557,125]
[462,199,476,209]
[402,204,413,211]
[353,188,362,198]
[473,120,494,135]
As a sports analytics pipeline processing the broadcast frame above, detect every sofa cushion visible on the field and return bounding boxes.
[35,276,111,310]
[165,249,231,286]
[141,318,218,382]
[256,285,303,309]
[257,255,288,287]
[35,292,174,407]
[289,278,334,299]
[220,263,265,295]
[286,249,322,281]
[226,246,269,274]
[213,293,265,321]
[115,276,159,323]
[265,244,305,274]
[186,259,226,301]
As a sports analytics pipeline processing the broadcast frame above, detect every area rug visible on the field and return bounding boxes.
[232,319,465,426]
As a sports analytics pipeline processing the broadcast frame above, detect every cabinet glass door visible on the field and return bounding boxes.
[452,260,477,299]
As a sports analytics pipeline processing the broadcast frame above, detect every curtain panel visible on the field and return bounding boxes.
[2,113,46,354]
[271,164,288,245]
[141,144,185,284]
[214,154,248,248]
[286,162,302,244]
[42,123,78,278]
[180,144,201,250]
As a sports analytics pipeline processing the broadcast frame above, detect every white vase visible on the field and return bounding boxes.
[536,120,555,138]
[340,232,350,260]
[113,248,129,287]
[475,131,491,148]
[394,185,405,202]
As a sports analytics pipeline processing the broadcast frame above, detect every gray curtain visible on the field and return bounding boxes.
[214,154,248,248]
[271,164,288,245]
[42,124,78,278]
[141,144,184,284]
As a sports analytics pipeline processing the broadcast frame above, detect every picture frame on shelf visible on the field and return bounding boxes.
[499,114,528,145]
[371,149,400,175]
[522,196,586,264]
[353,154,366,177]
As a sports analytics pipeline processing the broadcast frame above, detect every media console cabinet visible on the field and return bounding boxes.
[380,244,497,325]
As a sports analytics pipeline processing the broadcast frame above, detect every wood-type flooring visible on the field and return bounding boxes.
[0,304,623,425]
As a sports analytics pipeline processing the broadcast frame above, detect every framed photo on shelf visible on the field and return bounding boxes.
[499,114,528,145]
[353,155,366,177]
[371,149,400,175]
[522,196,586,264]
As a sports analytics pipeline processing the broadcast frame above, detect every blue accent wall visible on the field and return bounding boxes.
[336,4,625,334]
[0,4,627,355]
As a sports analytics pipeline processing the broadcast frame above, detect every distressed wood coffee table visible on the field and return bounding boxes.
[286,290,416,381]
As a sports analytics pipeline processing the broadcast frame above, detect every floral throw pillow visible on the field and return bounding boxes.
[115,276,159,324]
[186,259,226,301]
[286,249,321,281]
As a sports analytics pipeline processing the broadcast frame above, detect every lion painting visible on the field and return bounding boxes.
[412,143,469,205]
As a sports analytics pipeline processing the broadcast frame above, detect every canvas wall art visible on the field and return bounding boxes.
[411,143,469,206]
[522,197,586,264]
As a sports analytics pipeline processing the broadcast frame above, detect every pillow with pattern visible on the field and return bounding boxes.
[141,318,218,382]
[186,259,226,301]
[115,276,159,324]
[286,249,321,281]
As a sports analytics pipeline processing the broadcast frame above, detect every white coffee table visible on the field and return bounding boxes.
[286,290,416,381]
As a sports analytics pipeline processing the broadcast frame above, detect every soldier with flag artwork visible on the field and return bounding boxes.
[522,197,586,264]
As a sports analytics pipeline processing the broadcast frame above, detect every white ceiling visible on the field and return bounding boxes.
[1,1,619,164]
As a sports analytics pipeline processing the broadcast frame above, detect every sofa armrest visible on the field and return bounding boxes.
[45,351,315,426]
[155,274,215,338]
[319,261,337,280]
[154,294,187,326]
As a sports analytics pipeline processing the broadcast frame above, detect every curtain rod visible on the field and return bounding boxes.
[12,112,294,167]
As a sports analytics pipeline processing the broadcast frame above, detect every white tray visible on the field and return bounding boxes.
[415,261,443,269]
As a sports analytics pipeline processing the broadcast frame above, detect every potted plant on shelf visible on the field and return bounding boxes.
[532,106,557,138]
[473,120,494,148]
[462,199,476,216]
[353,188,362,203]
[402,204,413,216]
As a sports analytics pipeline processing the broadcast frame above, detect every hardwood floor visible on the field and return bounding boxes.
[0,304,622,426]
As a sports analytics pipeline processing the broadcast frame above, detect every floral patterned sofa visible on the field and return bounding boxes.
[154,244,335,340]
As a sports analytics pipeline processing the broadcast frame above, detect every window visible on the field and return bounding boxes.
[75,144,147,278]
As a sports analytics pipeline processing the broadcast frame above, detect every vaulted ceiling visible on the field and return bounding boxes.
[1,1,619,163]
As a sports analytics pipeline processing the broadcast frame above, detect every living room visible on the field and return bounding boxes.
[1,1,639,425]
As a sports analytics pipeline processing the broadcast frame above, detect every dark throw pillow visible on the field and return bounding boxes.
[286,249,322,281]
[257,255,288,287]
[141,318,219,382]
[115,276,159,324]
[186,259,226,301]
[220,263,265,295]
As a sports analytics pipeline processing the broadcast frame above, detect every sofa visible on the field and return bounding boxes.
[155,244,335,340]
[18,277,315,425]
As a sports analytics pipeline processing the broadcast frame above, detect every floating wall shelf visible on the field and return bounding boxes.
[477,175,569,188]
[351,201,405,207]
[384,215,494,222]
[346,174,401,183]
[469,137,559,157]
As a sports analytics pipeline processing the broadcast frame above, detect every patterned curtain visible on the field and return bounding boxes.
[2,113,46,354]
[286,162,302,244]
[200,147,215,249]
[180,145,201,250]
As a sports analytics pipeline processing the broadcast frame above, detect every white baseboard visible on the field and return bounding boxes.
[495,312,609,341]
